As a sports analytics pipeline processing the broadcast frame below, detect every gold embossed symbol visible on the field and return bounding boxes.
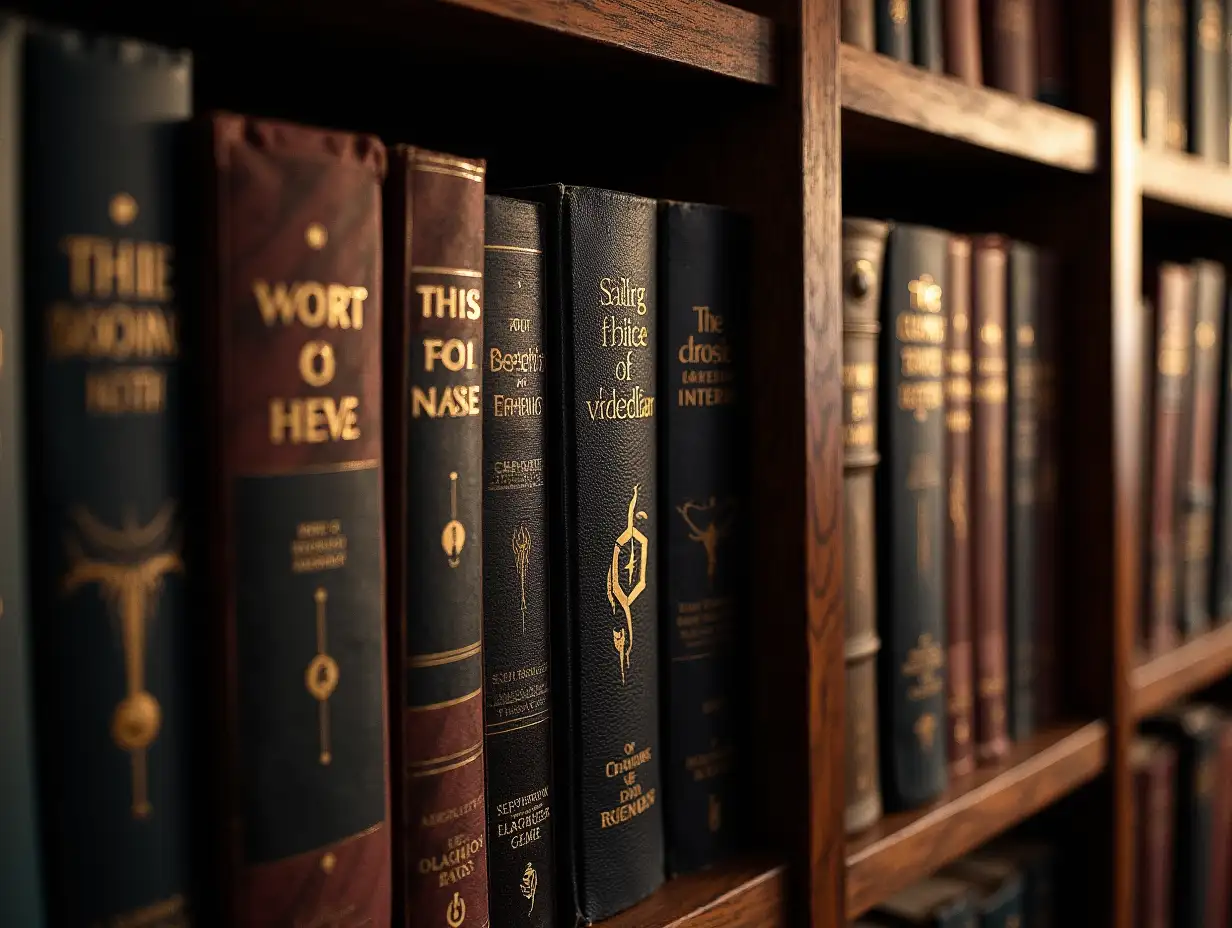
[320,852,336,874]
[109,193,138,226]
[914,713,937,749]
[889,0,908,23]
[446,891,467,927]
[305,587,339,765]
[676,496,737,590]
[1198,321,1218,350]
[62,503,182,819]
[442,472,466,568]
[607,485,649,684]
[305,223,328,250]
[520,862,538,914]
[511,523,532,632]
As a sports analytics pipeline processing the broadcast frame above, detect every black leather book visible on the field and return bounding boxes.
[913,0,945,70]
[1187,0,1229,160]
[1007,242,1039,742]
[658,201,748,874]
[1141,703,1221,928]
[878,223,949,811]
[22,26,197,926]
[520,184,664,923]
[0,17,45,928]
[483,195,557,928]
[1211,279,1232,619]
[878,0,914,60]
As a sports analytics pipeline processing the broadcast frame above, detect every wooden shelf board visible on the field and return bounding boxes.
[1139,146,1232,219]
[844,721,1109,919]
[1131,621,1232,719]
[839,43,1097,171]
[597,859,786,928]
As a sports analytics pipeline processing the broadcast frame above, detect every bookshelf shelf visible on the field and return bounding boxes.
[843,721,1110,919]
[597,860,787,928]
[1130,621,1232,719]
[839,43,1098,171]
[1138,146,1232,218]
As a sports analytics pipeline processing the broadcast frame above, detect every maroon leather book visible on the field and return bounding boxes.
[204,114,392,927]
[843,0,876,48]
[1132,737,1177,928]
[971,236,1010,762]
[944,0,983,84]
[944,236,976,777]
[1033,251,1060,724]
[1034,0,1068,104]
[1207,719,1232,928]
[980,0,1038,97]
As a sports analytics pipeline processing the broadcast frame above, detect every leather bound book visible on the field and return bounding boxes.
[869,877,977,928]
[1187,0,1229,160]
[1007,243,1039,742]
[1033,252,1059,725]
[877,223,949,811]
[24,27,195,926]
[1145,264,1193,653]
[844,0,877,48]
[971,237,1010,761]
[1207,718,1232,928]
[981,0,1038,97]
[944,236,975,779]
[878,0,914,60]
[986,841,1055,928]
[1180,261,1224,637]
[482,195,555,928]
[385,147,488,928]
[1131,738,1177,928]
[941,857,1024,928]
[204,115,391,927]
[1142,704,1221,928]
[1165,0,1190,150]
[842,218,889,833]
[913,0,945,70]
[1144,0,1170,145]
[1213,276,1232,620]
[660,201,749,871]
[0,17,44,928]
[1035,0,1068,105]
[945,0,984,84]
[521,185,664,922]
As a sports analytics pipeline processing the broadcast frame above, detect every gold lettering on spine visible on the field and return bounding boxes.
[305,587,339,765]
[599,742,658,828]
[588,275,656,420]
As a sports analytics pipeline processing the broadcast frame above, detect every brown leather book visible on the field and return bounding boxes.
[203,114,392,927]
[1132,737,1177,928]
[1034,0,1068,105]
[1145,263,1193,654]
[981,0,1038,97]
[945,0,983,84]
[1033,251,1059,725]
[842,218,888,833]
[844,0,877,48]
[945,236,976,778]
[971,236,1010,762]
[1206,718,1232,928]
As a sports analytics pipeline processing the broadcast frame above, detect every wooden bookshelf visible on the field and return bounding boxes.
[1139,146,1232,218]
[844,722,1110,919]
[1131,622,1232,720]
[599,860,787,928]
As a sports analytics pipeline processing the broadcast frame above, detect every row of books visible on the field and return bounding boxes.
[0,17,750,928]
[841,219,1059,833]
[840,0,1068,104]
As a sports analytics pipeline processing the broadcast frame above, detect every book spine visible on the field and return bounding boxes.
[945,0,984,84]
[877,223,948,810]
[944,236,975,778]
[0,17,44,928]
[660,202,747,870]
[912,0,945,70]
[482,195,555,928]
[1131,741,1177,928]
[877,0,914,60]
[981,0,1039,97]
[841,218,888,833]
[1213,276,1232,619]
[843,0,877,48]
[1206,721,1232,928]
[25,28,195,926]
[1144,0,1170,144]
[1166,0,1190,150]
[385,147,488,928]
[1034,252,1060,725]
[206,115,390,927]
[1188,0,1229,160]
[1035,0,1068,104]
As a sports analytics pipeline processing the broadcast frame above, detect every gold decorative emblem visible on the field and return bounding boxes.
[520,862,538,914]
[305,587,339,765]
[305,223,328,250]
[1198,321,1218,350]
[108,193,138,227]
[676,496,737,590]
[62,503,183,819]
[512,523,532,632]
[980,322,1003,345]
[907,274,942,312]
[914,712,937,749]
[889,0,908,24]
[446,891,467,927]
[1017,325,1035,347]
[949,470,967,541]
[607,485,649,684]
[442,472,466,568]
[708,794,722,833]
[320,852,336,874]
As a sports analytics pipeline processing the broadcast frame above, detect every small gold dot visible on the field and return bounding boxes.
[109,193,138,226]
[321,853,336,874]
[320,751,332,765]
[450,471,458,480]
[306,223,327,249]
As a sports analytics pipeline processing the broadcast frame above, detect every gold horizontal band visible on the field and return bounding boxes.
[411,265,483,278]
[484,244,542,254]
[408,740,484,768]
[406,746,483,778]
[412,152,485,174]
[408,687,482,712]
[238,458,379,478]
[408,640,481,668]
[484,708,549,732]
[413,163,484,183]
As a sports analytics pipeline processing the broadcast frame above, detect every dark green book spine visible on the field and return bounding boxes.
[24,25,195,925]
[913,0,945,70]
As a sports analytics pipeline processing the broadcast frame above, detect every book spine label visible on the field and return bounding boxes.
[208,116,390,928]
[981,0,1038,96]
[385,148,489,928]
[912,0,946,70]
[25,29,195,925]
[944,0,984,84]
[1008,243,1039,742]
[482,195,555,928]
[1144,0,1170,144]
[877,0,914,60]
[971,238,1009,761]
[661,203,748,867]
[841,219,888,833]
[944,236,975,778]
[1188,0,1229,160]
[877,224,949,810]
[843,0,877,48]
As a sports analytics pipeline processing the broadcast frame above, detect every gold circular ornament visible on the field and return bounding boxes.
[305,653,340,701]
[305,223,328,249]
[112,691,162,750]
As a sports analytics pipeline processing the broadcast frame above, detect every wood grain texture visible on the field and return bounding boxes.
[1131,621,1232,719]
[597,860,786,928]
[840,43,1098,171]
[844,721,1110,918]
[1139,146,1232,218]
